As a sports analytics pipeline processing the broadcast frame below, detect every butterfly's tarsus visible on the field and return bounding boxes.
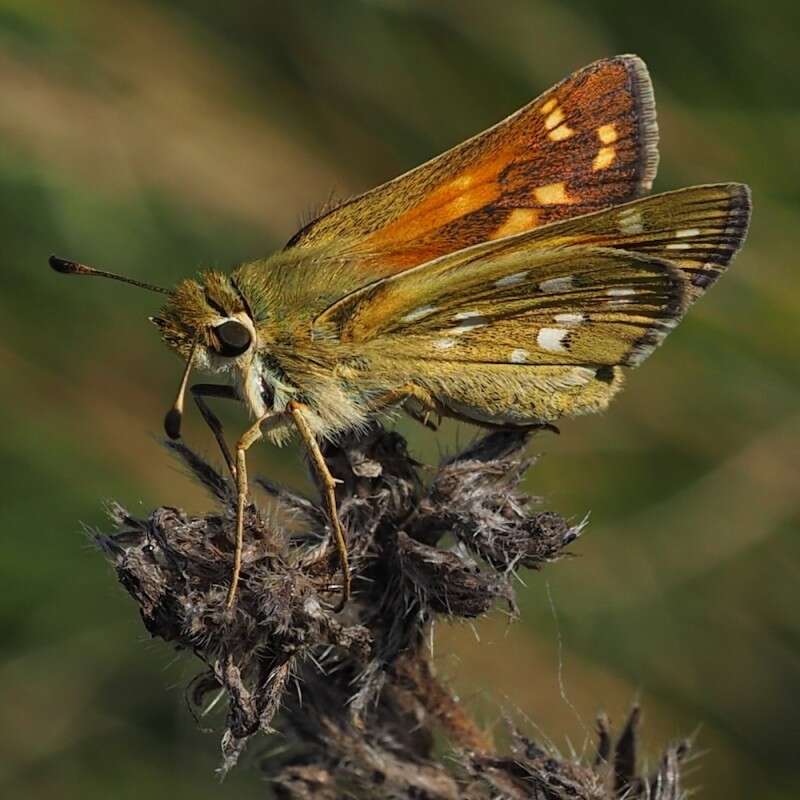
[190,383,239,479]
[288,400,351,612]
[366,383,440,430]
[187,391,350,612]
[227,409,282,609]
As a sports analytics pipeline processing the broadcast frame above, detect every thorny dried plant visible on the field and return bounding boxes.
[97,424,690,799]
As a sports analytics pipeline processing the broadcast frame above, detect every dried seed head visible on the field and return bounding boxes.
[97,424,690,796]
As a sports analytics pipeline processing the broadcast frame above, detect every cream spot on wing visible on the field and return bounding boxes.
[548,124,575,141]
[534,181,572,205]
[618,208,644,235]
[554,312,585,325]
[675,228,701,238]
[540,98,558,114]
[539,275,573,293]
[592,146,616,171]
[565,366,595,386]
[450,174,474,190]
[448,312,489,334]
[401,305,438,322]
[433,338,456,350]
[495,271,528,288]
[666,242,691,250]
[544,107,565,130]
[537,328,569,353]
[607,287,635,296]
[597,123,618,144]
[447,325,484,336]
[491,208,539,239]
[509,348,529,363]
[445,194,478,216]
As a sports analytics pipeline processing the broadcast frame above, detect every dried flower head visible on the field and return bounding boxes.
[97,424,689,797]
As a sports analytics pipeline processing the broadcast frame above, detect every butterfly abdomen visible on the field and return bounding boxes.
[384,361,624,425]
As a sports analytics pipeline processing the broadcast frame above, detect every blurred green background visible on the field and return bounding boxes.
[1,1,798,798]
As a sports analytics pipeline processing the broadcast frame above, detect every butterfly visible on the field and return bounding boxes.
[51,54,751,610]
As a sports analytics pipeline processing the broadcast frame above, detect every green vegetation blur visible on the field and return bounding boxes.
[1,2,797,798]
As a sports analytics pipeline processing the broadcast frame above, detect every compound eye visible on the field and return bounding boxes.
[213,320,251,357]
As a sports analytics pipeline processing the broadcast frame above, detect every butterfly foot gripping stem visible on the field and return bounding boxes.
[287,401,351,612]
[226,409,282,609]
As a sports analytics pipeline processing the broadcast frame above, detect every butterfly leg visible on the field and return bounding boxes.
[227,409,285,608]
[190,383,238,478]
[368,383,440,430]
[287,400,351,611]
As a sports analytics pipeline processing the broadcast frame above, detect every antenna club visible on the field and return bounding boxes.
[46,255,172,294]
[164,408,183,440]
[49,255,86,275]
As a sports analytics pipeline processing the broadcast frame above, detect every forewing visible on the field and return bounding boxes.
[288,55,658,273]
[314,246,688,370]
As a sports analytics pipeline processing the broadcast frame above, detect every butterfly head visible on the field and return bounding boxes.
[150,271,258,372]
[48,256,267,437]
[150,271,275,438]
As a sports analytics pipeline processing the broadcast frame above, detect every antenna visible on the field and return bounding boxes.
[49,255,171,296]
[164,336,200,440]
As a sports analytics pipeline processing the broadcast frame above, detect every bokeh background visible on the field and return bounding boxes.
[1,1,798,798]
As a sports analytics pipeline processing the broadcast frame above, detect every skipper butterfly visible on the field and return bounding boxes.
[51,55,751,609]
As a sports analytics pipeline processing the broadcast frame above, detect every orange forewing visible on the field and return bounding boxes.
[286,55,658,275]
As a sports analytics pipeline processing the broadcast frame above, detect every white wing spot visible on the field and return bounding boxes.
[666,242,691,250]
[607,287,636,296]
[676,228,701,238]
[448,315,489,334]
[565,366,595,386]
[495,271,528,288]
[554,312,585,325]
[401,305,438,322]
[509,348,529,363]
[433,338,456,350]
[537,327,569,353]
[618,208,644,235]
[539,275,574,293]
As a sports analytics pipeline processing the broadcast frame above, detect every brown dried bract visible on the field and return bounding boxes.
[97,425,688,797]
